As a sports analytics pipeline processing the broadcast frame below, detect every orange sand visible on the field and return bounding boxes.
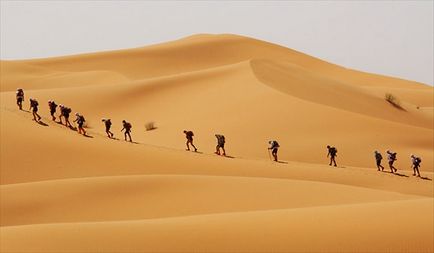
[1,34,432,252]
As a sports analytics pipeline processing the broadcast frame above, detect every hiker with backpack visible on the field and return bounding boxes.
[410,154,421,177]
[183,130,197,152]
[48,100,58,121]
[327,145,338,166]
[16,88,24,110]
[121,120,132,142]
[374,150,385,171]
[386,150,398,173]
[268,140,280,162]
[215,134,226,156]
[62,106,73,128]
[102,118,114,138]
[29,98,41,122]
[74,113,86,135]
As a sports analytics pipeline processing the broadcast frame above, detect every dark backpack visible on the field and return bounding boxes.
[271,141,280,148]
[391,153,397,160]
[415,157,421,164]
[375,153,382,160]
[330,147,337,156]
[125,123,132,129]
[79,115,85,123]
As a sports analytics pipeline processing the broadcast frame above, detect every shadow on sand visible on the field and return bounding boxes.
[419,176,432,181]
[381,171,409,178]
[36,120,49,126]
[223,155,235,159]
[277,161,288,164]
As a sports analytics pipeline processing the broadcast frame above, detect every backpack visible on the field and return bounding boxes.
[330,147,337,155]
[271,141,280,148]
[391,153,397,160]
[125,123,132,129]
[216,135,225,144]
[415,157,421,164]
[65,107,71,114]
[79,115,85,123]
[375,153,382,160]
[188,131,194,137]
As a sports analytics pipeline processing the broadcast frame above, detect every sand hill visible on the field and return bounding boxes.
[1,34,433,252]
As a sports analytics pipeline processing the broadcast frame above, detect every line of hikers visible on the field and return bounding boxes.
[16,89,424,176]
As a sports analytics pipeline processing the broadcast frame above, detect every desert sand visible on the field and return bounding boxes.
[0,34,433,252]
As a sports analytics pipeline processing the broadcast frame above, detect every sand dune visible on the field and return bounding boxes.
[1,34,432,252]
[2,199,432,252]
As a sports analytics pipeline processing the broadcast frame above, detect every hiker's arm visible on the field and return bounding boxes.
[121,127,124,132]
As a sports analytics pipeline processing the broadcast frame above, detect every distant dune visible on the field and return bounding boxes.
[1,34,432,252]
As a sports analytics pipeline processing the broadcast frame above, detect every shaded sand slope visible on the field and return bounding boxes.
[2,199,432,253]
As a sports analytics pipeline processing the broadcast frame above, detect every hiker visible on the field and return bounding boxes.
[121,120,132,142]
[48,100,58,121]
[326,145,338,166]
[29,98,42,121]
[102,118,114,138]
[268,140,280,162]
[386,150,398,173]
[62,106,73,128]
[74,113,86,135]
[215,134,226,156]
[410,154,421,177]
[16,88,24,110]
[374,150,385,171]
[183,130,197,152]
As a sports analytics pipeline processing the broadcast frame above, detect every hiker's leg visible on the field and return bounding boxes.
[191,142,197,151]
[124,132,127,141]
[216,145,220,155]
[128,132,132,142]
[222,147,226,156]
[186,141,190,150]
[332,157,337,166]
